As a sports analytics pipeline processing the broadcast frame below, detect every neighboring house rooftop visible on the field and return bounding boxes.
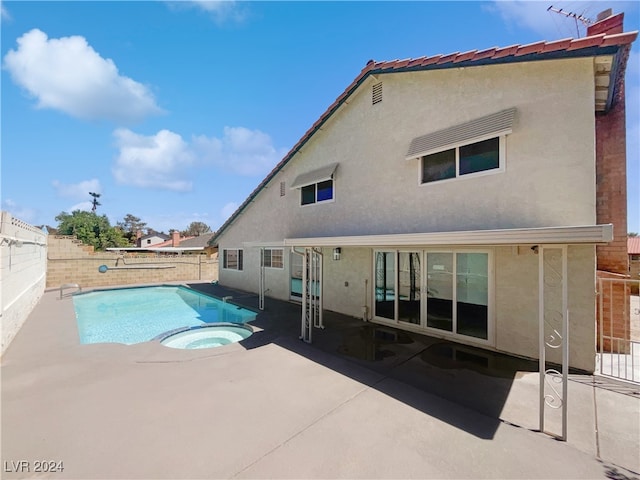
[211,13,637,246]
[139,232,170,242]
[629,237,640,255]
[179,232,216,248]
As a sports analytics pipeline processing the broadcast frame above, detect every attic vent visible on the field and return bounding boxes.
[372,82,382,105]
[280,181,286,196]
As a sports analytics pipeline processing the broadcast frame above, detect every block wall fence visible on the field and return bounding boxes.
[1,212,47,355]
[46,236,219,289]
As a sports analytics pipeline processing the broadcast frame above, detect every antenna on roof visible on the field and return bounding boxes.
[547,5,593,37]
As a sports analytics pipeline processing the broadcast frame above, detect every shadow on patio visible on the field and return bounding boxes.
[187,282,541,441]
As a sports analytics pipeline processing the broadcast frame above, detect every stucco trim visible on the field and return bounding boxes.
[283,224,613,248]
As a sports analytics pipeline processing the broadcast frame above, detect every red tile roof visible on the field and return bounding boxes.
[629,237,640,255]
[211,25,637,245]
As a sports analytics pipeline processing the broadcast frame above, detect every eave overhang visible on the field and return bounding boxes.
[283,224,613,248]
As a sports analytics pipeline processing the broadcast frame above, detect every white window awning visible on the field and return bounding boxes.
[283,224,613,248]
[406,108,517,160]
[290,163,339,189]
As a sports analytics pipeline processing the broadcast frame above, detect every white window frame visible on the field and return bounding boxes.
[222,248,243,271]
[262,248,284,269]
[419,134,506,186]
[300,178,335,207]
[371,248,494,347]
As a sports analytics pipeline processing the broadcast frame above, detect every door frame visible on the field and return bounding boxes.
[372,248,495,346]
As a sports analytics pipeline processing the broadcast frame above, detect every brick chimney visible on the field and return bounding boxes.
[172,231,181,247]
[591,10,629,275]
[587,10,624,36]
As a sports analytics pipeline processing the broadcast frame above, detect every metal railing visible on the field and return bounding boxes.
[597,277,640,383]
[59,283,81,299]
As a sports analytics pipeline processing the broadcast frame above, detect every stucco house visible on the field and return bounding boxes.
[136,231,170,248]
[211,12,636,372]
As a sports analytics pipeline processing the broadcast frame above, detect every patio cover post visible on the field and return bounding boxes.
[538,245,569,441]
[259,248,265,311]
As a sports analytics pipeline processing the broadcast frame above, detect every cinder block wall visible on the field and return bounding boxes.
[46,236,218,289]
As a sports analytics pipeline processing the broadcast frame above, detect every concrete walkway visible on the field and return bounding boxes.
[1,283,639,479]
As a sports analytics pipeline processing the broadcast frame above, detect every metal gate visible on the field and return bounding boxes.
[597,277,640,383]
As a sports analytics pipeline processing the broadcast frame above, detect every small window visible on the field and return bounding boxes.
[262,248,284,269]
[301,179,333,205]
[422,136,503,184]
[280,181,286,196]
[223,249,243,271]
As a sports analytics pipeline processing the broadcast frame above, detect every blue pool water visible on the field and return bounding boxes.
[73,286,257,345]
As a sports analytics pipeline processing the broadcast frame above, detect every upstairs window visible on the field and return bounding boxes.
[406,108,516,185]
[422,137,502,184]
[301,180,334,205]
[290,163,338,206]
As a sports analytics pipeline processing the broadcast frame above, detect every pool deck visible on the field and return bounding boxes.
[1,282,639,479]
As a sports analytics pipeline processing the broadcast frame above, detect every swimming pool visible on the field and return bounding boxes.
[73,286,256,346]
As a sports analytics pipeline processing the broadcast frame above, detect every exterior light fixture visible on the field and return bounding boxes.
[333,247,341,260]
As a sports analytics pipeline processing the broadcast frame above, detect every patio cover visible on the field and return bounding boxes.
[283,224,613,248]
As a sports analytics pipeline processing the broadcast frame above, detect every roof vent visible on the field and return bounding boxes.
[372,82,382,105]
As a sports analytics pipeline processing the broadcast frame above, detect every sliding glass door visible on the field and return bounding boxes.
[373,249,491,343]
[398,252,421,325]
[426,252,454,332]
[374,251,395,320]
[455,252,488,340]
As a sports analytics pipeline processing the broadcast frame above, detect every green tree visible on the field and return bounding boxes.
[629,232,638,237]
[183,221,212,236]
[55,210,129,250]
[117,214,148,242]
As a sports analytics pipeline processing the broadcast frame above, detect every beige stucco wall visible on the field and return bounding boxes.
[225,244,596,371]
[494,245,596,370]
[217,58,598,370]
[219,58,595,246]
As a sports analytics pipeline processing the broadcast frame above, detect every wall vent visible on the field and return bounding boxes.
[372,82,382,105]
[280,181,286,196]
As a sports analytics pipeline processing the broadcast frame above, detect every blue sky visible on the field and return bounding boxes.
[1,1,639,234]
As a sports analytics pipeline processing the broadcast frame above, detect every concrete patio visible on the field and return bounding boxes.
[1,282,639,479]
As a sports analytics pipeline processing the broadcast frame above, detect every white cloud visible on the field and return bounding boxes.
[193,126,286,176]
[1,3,11,21]
[220,202,239,222]
[1,199,36,223]
[112,126,285,192]
[489,1,639,40]
[112,128,195,191]
[3,29,163,123]
[166,1,247,23]
[52,178,101,200]
[68,201,93,213]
